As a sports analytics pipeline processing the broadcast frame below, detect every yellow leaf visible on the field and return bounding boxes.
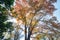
[26,13,34,19]
[31,20,38,26]
[32,28,39,33]
[36,34,44,40]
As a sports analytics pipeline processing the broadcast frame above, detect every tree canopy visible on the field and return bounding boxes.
[9,0,60,40]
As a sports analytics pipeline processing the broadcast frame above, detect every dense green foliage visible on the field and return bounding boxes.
[0,0,14,9]
[0,0,14,39]
[0,5,13,39]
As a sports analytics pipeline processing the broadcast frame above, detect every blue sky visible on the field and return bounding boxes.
[54,0,60,22]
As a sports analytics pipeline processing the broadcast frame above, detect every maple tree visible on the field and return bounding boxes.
[9,0,60,40]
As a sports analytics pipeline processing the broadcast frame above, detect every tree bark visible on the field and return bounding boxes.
[27,27,31,40]
[25,26,27,40]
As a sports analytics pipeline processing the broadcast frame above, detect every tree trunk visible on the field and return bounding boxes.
[27,33,30,40]
[25,21,27,40]
[27,27,31,40]
[25,25,27,40]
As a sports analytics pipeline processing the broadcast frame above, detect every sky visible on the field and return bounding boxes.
[53,0,60,22]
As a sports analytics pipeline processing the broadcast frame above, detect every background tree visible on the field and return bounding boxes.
[10,0,60,40]
[0,0,14,40]
[0,0,14,9]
